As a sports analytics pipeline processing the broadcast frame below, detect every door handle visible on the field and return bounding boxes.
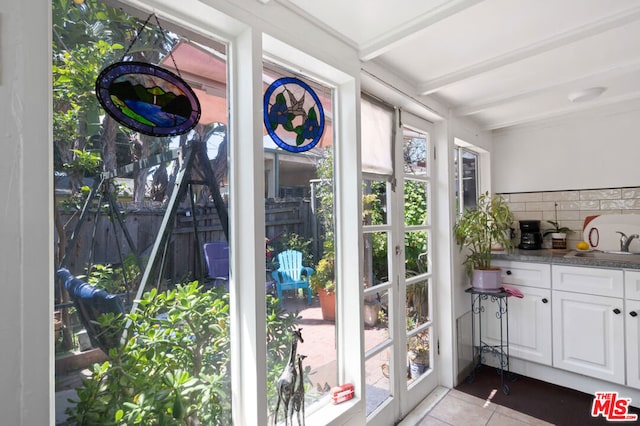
[541,298,548,304]
[613,308,621,315]
[506,270,512,275]
[631,311,638,317]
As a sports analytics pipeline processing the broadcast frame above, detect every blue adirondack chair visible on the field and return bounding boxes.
[271,250,314,305]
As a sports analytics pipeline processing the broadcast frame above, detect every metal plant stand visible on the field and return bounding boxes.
[466,287,512,395]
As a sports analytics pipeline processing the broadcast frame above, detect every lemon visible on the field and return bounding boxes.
[576,241,589,250]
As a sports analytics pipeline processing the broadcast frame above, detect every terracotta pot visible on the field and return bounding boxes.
[318,288,336,321]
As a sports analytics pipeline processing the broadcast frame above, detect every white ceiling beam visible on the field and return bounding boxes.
[361,61,447,122]
[418,5,640,96]
[455,60,640,117]
[482,91,640,130]
[359,0,486,61]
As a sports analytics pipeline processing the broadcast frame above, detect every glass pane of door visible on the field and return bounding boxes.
[400,125,436,415]
[363,117,437,424]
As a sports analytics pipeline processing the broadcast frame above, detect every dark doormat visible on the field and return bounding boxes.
[455,365,640,425]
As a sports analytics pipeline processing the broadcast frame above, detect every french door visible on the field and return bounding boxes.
[364,112,437,425]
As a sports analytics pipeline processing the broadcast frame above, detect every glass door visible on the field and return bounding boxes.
[364,112,437,424]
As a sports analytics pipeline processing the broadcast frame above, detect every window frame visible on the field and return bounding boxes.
[454,143,481,214]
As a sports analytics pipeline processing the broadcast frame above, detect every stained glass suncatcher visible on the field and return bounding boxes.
[95,61,201,137]
[263,77,325,153]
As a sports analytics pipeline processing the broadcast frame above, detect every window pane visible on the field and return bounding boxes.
[406,278,430,328]
[365,352,391,416]
[404,180,428,226]
[263,64,337,418]
[407,326,431,383]
[362,178,388,225]
[405,230,428,278]
[365,287,390,352]
[53,3,233,423]
[461,149,478,210]
[364,231,389,287]
[454,148,460,213]
[403,129,428,176]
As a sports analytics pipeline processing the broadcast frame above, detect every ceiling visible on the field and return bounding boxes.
[279,0,640,130]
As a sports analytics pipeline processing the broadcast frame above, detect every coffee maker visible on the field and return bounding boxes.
[519,220,542,250]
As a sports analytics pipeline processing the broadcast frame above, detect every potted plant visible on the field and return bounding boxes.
[543,203,573,250]
[407,326,430,379]
[310,248,336,321]
[453,191,515,290]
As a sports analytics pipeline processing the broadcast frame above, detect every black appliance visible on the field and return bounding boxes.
[519,220,542,250]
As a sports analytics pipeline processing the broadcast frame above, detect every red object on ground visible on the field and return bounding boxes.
[331,383,354,404]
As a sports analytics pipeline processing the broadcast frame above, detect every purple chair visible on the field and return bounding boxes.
[203,242,230,289]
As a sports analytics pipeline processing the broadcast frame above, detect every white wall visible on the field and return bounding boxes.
[492,101,640,194]
[0,2,53,425]
[449,117,494,384]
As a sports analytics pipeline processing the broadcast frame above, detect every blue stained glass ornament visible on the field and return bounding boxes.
[263,77,325,153]
[95,61,201,137]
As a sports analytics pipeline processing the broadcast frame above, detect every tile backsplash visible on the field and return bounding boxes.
[499,187,640,249]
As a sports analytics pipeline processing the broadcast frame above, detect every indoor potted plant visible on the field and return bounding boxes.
[543,203,573,250]
[453,191,515,290]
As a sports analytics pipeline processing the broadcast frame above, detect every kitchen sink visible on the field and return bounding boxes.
[564,250,640,262]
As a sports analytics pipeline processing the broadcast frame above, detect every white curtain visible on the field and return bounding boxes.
[361,95,394,176]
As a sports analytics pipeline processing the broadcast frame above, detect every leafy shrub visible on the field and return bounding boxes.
[66,282,298,425]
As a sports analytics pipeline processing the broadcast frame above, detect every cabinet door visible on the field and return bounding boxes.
[552,290,624,384]
[482,286,552,365]
[626,299,640,388]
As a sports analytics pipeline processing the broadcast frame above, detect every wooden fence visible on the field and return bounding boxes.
[57,198,313,283]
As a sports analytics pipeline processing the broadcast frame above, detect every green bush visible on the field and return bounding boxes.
[66,282,298,425]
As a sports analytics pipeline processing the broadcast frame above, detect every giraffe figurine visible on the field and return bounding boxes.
[274,328,303,426]
[290,354,307,426]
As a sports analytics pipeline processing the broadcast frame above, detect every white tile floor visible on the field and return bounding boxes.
[405,388,553,426]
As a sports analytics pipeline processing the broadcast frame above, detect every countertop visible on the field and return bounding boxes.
[492,248,640,270]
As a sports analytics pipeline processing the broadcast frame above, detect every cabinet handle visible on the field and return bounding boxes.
[613,308,621,315]
[631,311,638,317]
[541,298,548,304]
[506,270,512,275]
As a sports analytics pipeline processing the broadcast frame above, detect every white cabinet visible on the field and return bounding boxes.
[551,265,625,384]
[492,285,552,365]
[482,261,552,365]
[625,299,640,388]
[551,266,625,385]
[625,271,640,388]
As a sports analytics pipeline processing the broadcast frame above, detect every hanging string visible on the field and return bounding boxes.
[120,13,153,60]
[120,12,183,78]
[153,14,182,79]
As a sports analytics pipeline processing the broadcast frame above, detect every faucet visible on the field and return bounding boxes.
[616,231,639,252]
